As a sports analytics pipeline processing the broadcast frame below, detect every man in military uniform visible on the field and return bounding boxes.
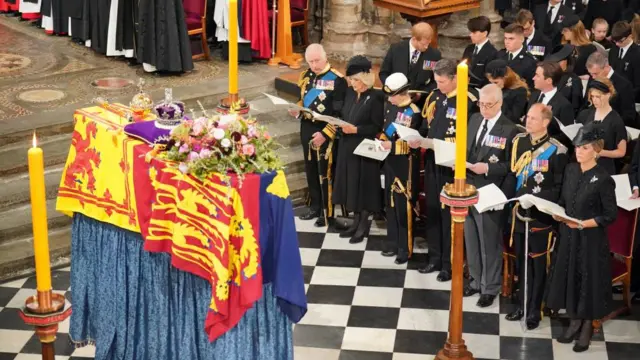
[505,103,568,330]
[409,58,478,282]
[291,44,347,227]
[379,22,442,107]
[378,73,425,264]
[497,24,538,87]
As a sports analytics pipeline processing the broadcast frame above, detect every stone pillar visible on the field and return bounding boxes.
[366,5,394,60]
[322,0,369,60]
[436,0,503,59]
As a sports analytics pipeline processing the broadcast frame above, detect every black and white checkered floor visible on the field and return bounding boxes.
[1,211,640,359]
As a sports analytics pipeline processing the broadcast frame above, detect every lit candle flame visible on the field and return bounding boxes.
[460,59,468,65]
[32,131,37,148]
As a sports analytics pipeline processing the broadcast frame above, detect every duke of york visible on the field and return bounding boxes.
[378,73,425,265]
[505,103,568,331]
[293,44,348,227]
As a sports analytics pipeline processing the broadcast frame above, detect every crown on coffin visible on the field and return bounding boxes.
[154,88,185,129]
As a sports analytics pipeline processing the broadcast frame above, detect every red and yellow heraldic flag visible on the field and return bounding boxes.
[57,105,263,341]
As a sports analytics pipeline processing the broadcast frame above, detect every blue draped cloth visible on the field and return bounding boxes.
[69,214,295,360]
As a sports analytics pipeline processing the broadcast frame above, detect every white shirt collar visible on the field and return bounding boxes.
[607,68,614,79]
[547,3,560,22]
[527,28,536,44]
[477,111,502,143]
[510,47,523,58]
[541,88,558,104]
[476,38,489,52]
[620,41,633,58]
[409,40,417,55]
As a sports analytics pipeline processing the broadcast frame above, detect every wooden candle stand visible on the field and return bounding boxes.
[437,179,478,360]
[19,290,72,360]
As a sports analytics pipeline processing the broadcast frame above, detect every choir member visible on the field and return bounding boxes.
[463,84,519,308]
[485,60,530,123]
[68,0,88,43]
[332,55,384,244]
[0,0,19,14]
[379,22,441,107]
[576,79,627,175]
[560,15,598,77]
[586,51,639,127]
[137,0,194,73]
[410,59,478,281]
[496,24,538,88]
[505,103,569,330]
[534,0,574,47]
[379,73,424,264]
[546,44,584,115]
[545,123,616,352]
[591,18,614,51]
[291,44,347,228]
[41,0,68,35]
[461,16,498,88]
[528,61,575,148]
[516,9,553,62]
[18,0,41,22]
[609,21,640,103]
[583,0,624,30]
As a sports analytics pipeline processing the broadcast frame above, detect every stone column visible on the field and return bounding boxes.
[435,0,503,59]
[366,4,394,60]
[322,0,369,60]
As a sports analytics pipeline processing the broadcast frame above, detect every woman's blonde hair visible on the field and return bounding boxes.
[502,67,530,97]
[563,21,591,46]
[349,72,376,89]
[592,139,605,153]
[633,14,640,44]
[588,76,617,103]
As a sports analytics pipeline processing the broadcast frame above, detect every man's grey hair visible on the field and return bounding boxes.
[305,44,327,61]
[433,58,458,79]
[585,50,609,69]
[479,84,503,103]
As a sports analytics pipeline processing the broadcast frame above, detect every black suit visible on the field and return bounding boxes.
[524,30,552,62]
[527,89,575,149]
[607,72,639,127]
[503,87,530,123]
[561,0,585,15]
[496,48,538,87]
[379,40,442,98]
[534,3,575,47]
[557,72,584,116]
[465,113,519,295]
[583,0,624,30]
[609,43,640,103]
[462,41,499,88]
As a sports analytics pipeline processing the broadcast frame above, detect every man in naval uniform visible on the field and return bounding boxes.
[378,73,425,265]
[379,22,442,107]
[497,24,538,88]
[409,58,479,282]
[291,44,347,227]
[505,103,568,330]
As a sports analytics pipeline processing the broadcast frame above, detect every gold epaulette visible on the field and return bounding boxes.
[297,70,308,86]
[330,68,344,78]
[467,91,478,102]
[421,91,436,122]
[379,133,389,141]
[322,124,337,140]
[395,141,410,155]
[410,103,420,113]
[548,138,568,154]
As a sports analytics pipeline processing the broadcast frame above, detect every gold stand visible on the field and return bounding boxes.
[436,178,478,360]
[217,93,250,115]
[19,290,72,360]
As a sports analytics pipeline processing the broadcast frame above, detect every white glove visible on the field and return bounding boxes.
[374,139,386,152]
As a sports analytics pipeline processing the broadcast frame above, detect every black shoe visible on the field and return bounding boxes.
[526,316,540,330]
[381,250,396,257]
[573,320,593,352]
[418,263,440,274]
[463,285,480,297]
[477,294,496,307]
[314,217,326,227]
[395,250,409,265]
[505,309,524,321]
[330,218,349,231]
[349,211,370,244]
[300,209,321,221]
[436,270,452,282]
[558,319,583,344]
[339,213,361,238]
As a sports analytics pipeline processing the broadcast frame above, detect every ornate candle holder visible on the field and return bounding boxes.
[19,290,72,360]
[217,94,250,115]
[436,179,478,360]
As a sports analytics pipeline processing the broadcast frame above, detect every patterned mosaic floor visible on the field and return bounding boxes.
[1,210,640,359]
[0,15,265,121]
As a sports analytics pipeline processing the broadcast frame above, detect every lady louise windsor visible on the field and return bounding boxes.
[545,123,617,353]
[332,55,384,244]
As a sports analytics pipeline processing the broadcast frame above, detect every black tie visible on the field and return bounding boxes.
[620,48,624,60]
[475,119,489,150]
[547,6,555,24]
[538,93,545,103]
[473,46,479,56]
[508,52,513,61]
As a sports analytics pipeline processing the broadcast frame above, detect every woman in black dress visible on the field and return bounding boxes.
[545,123,617,353]
[576,78,627,175]
[561,15,598,78]
[485,59,529,123]
[332,55,384,244]
[547,44,584,116]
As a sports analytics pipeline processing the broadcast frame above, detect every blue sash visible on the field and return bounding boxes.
[303,72,338,108]
[515,144,557,191]
[385,123,397,138]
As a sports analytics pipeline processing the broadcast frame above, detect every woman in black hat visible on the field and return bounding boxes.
[545,123,617,353]
[546,44,584,115]
[576,78,627,175]
[332,55,385,244]
[561,15,598,77]
[485,59,529,123]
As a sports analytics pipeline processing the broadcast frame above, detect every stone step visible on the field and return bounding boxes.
[278,144,305,176]
[0,164,65,209]
[0,133,71,177]
[0,198,69,246]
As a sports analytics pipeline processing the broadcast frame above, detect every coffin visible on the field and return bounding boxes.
[373,0,480,18]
